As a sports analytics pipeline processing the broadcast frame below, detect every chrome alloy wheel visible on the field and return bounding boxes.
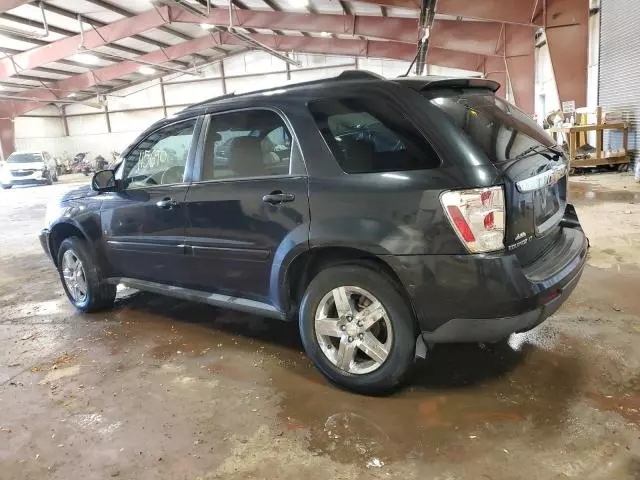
[315,286,393,375]
[62,250,87,303]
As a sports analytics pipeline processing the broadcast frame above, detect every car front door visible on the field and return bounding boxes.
[100,117,201,285]
[182,109,309,303]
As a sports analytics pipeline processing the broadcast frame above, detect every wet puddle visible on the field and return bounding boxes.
[91,288,640,467]
[570,181,640,204]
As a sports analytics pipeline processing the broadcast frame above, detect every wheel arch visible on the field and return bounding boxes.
[278,246,419,330]
[48,221,89,267]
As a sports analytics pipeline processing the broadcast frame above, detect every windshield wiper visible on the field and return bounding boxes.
[514,144,563,160]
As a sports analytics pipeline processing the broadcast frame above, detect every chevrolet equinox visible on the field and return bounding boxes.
[40,71,588,393]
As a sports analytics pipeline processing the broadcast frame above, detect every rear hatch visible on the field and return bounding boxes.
[425,87,567,265]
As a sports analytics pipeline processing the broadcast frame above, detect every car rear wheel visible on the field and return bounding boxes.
[57,237,116,312]
[299,264,416,394]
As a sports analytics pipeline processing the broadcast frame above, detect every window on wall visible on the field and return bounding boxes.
[308,97,440,173]
[119,118,196,189]
[201,110,291,181]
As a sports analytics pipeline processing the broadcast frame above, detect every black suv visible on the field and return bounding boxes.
[40,72,587,393]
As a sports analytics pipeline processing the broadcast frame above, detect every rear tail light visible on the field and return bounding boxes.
[440,186,505,253]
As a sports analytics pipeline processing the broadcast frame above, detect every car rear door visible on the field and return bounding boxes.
[426,89,568,264]
[181,108,310,303]
[100,117,201,284]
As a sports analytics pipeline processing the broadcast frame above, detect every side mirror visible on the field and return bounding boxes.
[91,169,117,192]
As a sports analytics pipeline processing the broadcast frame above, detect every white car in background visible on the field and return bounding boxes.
[0,151,59,189]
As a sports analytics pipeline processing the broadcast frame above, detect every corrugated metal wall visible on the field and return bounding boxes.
[599,0,640,164]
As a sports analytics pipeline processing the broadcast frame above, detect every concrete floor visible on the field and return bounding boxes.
[0,173,639,480]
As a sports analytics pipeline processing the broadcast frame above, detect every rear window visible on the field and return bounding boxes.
[428,91,554,163]
[308,98,439,173]
[7,153,43,163]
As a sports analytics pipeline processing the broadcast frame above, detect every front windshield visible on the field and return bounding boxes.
[428,91,554,163]
[7,153,43,164]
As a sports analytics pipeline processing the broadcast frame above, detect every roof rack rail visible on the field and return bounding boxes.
[184,92,237,110]
[181,70,386,112]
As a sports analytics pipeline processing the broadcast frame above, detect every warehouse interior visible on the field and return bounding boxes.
[0,0,639,478]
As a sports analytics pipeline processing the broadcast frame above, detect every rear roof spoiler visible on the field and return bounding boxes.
[395,77,500,93]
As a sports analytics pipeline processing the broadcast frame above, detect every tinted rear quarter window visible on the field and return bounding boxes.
[308,97,439,173]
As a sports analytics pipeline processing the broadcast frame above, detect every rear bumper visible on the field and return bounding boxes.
[387,204,588,343]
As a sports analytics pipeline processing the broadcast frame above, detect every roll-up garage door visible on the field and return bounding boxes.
[599,0,639,164]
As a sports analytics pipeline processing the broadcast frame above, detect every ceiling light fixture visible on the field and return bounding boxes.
[74,53,100,65]
[288,0,309,6]
[320,31,331,37]
[138,65,156,75]
[200,23,214,29]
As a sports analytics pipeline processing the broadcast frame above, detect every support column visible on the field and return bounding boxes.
[61,106,69,137]
[220,60,227,95]
[504,24,535,114]
[0,118,15,161]
[104,103,112,133]
[159,77,168,118]
[545,0,589,108]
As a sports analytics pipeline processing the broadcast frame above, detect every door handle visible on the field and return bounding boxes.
[156,197,178,209]
[262,191,295,205]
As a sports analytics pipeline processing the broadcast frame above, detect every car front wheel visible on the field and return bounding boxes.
[57,237,116,312]
[299,264,416,394]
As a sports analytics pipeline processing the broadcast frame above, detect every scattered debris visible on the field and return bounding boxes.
[469,435,478,439]
[366,458,384,468]
[503,448,510,454]
[31,366,40,373]
[7,363,20,367]
[39,365,80,384]
[20,332,37,341]
[613,305,622,312]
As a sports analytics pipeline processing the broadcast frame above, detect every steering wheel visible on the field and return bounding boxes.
[160,165,184,185]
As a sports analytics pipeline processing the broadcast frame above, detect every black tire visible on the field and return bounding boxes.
[1,184,11,189]
[299,264,416,394]
[57,236,116,313]
[45,171,53,185]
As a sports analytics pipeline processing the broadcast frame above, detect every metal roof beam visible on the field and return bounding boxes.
[39,2,200,63]
[0,0,34,14]
[217,32,485,70]
[170,6,420,43]
[0,32,227,116]
[82,0,217,57]
[0,6,173,81]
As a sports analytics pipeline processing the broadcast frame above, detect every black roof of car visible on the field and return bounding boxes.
[180,70,500,115]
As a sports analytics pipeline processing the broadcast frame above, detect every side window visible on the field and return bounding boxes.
[119,119,196,189]
[308,98,439,173]
[202,110,291,181]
